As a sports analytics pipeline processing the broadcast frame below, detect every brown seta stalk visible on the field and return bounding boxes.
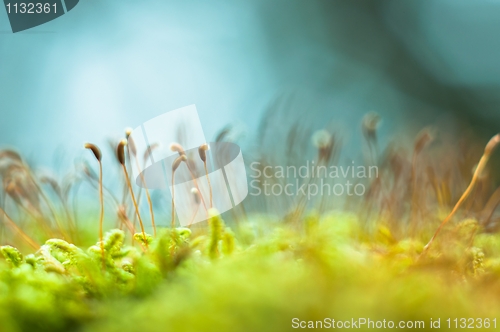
[170,143,208,212]
[3,179,54,238]
[361,112,381,166]
[126,129,157,237]
[117,205,136,236]
[198,143,213,208]
[188,187,201,227]
[421,134,500,256]
[39,174,78,241]
[117,139,147,246]
[0,207,39,250]
[84,143,105,268]
[29,175,71,241]
[171,154,187,228]
[409,129,434,232]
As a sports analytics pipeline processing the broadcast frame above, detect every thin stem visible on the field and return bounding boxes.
[422,153,491,255]
[145,189,155,236]
[203,161,213,208]
[409,150,421,234]
[482,186,500,224]
[52,184,78,243]
[171,169,176,229]
[117,210,146,253]
[121,164,146,244]
[117,209,136,236]
[185,163,208,212]
[98,161,104,270]
[17,200,54,238]
[27,171,70,241]
[188,203,201,228]
[0,207,39,250]
[134,155,156,237]
[84,173,120,211]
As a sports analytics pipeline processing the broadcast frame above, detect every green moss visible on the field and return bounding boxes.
[1,246,24,268]
[0,212,498,332]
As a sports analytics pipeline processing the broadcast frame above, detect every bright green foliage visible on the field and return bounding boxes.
[0,246,24,268]
[221,228,235,256]
[0,213,499,332]
[133,232,153,247]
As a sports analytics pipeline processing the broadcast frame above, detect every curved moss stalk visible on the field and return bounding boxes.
[117,140,147,247]
[85,143,105,269]
[422,134,500,256]
[0,207,39,250]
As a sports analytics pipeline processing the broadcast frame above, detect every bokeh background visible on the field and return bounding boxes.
[1,0,499,169]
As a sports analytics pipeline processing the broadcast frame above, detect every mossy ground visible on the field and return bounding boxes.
[1,211,500,332]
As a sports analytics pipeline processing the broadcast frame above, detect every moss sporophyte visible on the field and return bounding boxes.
[0,117,499,332]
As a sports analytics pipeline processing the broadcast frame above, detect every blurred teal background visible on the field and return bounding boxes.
[1,0,499,170]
